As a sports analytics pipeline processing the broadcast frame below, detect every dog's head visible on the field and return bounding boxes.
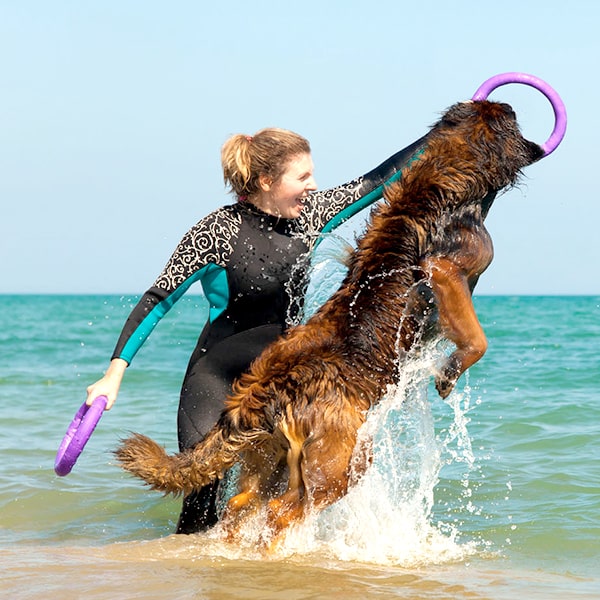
[433,100,544,191]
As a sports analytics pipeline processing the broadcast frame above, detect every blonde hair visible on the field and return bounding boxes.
[221,128,311,199]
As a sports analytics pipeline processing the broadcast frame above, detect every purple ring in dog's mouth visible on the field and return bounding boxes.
[472,72,567,157]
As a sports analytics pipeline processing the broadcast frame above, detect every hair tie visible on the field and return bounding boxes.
[245,136,253,142]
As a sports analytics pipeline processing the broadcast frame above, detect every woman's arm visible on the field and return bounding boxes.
[302,133,429,235]
[84,206,238,411]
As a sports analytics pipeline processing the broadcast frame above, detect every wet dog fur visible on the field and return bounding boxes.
[115,100,543,545]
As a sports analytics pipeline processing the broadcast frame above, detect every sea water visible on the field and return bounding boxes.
[1,291,599,599]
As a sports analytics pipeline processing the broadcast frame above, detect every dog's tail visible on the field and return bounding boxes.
[114,424,246,496]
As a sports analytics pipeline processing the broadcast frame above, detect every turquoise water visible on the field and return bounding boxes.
[1,293,599,599]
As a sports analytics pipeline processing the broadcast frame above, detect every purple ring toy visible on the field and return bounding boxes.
[472,72,567,156]
[54,395,107,476]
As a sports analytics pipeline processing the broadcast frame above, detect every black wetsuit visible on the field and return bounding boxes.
[111,135,427,532]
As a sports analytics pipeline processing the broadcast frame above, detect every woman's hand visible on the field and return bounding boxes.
[86,358,128,410]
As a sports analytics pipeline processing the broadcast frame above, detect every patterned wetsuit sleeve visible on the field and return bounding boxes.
[111,206,241,364]
[301,133,429,234]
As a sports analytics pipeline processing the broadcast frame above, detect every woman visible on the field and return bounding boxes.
[86,127,428,533]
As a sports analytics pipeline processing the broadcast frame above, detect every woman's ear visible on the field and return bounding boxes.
[259,173,272,192]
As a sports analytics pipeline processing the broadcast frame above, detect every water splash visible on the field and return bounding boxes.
[288,232,354,325]
[198,344,482,566]
[273,345,478,565]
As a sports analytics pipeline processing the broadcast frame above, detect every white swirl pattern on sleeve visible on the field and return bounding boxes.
[153,206,242,293]
[298,176,365,236]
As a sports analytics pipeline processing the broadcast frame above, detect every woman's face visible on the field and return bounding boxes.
[257,153,317,219]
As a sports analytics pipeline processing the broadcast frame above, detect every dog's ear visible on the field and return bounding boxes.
[436,102,477,128]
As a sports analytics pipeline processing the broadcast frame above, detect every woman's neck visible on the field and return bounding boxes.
[248,193,280,217]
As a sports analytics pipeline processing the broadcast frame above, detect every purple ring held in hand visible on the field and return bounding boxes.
[54,395,107,476]
[472,72,567,157]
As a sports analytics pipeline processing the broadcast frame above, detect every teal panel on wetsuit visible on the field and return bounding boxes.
[119,263,229,363]
[200,263,229,323]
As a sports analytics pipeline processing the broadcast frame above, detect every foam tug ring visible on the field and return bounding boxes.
[471,71,567,156]
[54,395,107,476]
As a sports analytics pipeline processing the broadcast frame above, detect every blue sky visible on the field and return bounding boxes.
[2,1,598,295]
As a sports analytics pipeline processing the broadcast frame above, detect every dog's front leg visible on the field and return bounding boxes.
[424,256,487,398]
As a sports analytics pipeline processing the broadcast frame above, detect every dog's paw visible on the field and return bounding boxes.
[435,373,457,398]
[434,361,460,398]
[435,353,462,398]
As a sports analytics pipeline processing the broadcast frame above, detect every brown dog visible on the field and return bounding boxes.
[115,101,543,542]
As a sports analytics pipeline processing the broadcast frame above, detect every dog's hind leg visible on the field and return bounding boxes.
[219,472,262,540]
[220,439,287,540]
[267,418,361,541]
[264,420,307,534]
[425,256,488,398]
[303,439,357,510]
